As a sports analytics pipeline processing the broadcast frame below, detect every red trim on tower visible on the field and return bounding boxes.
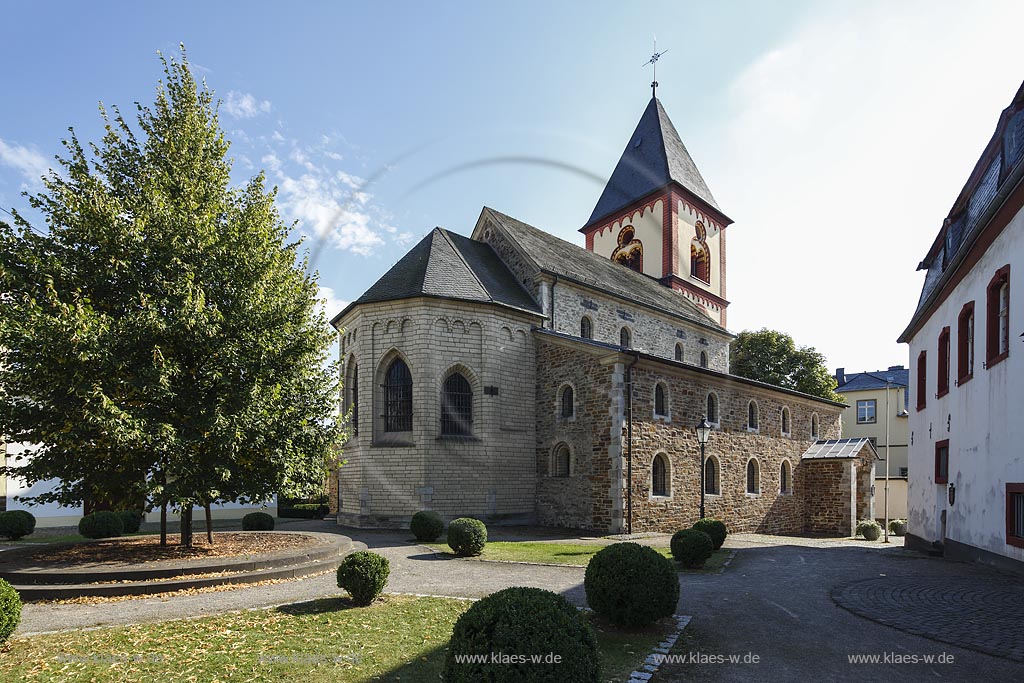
[580,191,668,245]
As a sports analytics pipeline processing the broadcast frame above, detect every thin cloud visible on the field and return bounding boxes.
[0,138,50,185]
[223,91,272,119]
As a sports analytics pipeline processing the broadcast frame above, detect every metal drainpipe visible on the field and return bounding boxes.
[550,275,558,330]
[626,351,640,535]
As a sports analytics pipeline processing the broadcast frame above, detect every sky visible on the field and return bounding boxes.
[2,0,1023,375]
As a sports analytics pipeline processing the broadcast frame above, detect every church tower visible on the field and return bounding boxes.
[580,97,733,326]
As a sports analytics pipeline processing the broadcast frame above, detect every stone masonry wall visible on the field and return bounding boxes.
[334,298,541,528]
[802,459,853,535]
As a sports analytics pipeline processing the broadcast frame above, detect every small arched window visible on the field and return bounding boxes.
[345,361,359,435]
[620,327,631,348]
[675,343,683,362]
[781,407,790,435]
[560,386,574,418]
[654,383,668,417]
[747,400,759,430]
[440,372,473,435]
[552,443,570,477]
[780,460,792,494]
[746,459,760,494]
[700,351,708,368]
[383,358,413,432]
[580,316,593,340]
[652,454,668,497]
[706,392,719,424]
[811,413,819,439]
[690,243,710,282]
[704,456,720,495]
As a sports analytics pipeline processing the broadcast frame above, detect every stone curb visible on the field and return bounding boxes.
[628,615,692,683]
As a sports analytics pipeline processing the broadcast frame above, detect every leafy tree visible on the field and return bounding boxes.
[729,328,842,402]
[0,47,342,547]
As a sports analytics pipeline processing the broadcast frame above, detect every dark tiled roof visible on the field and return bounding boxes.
[484,208,729,335]
[586,97,728,227]
[332,228,541,324]
[801,439,879,461]
[837,368,910,393]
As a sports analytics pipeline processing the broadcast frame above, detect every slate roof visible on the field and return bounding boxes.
[837,368,909,393]
[484,208,729,335]
[801,439,879,461]
[585,97,729,227]
[331,228,542,325]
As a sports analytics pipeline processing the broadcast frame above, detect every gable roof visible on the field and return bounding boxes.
[585,97,729,228]
[836,368,910,393]
[483,207,729,336]
[801,438,879,461]
[331,227,542,325]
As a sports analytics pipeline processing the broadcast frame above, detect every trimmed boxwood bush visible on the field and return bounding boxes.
[671,529,714,569]
[888,519,907,536]
[444,587,600,683]
[78,511,124,539]
[0,578,21,644]
[0,510,36,540]
[447,517,487,556]
[691,518,727,550]
[242,511,275,531]
[584,542,679,627]
[117,510,144,534]
[410,511,444,542]
[856,519,882,541]
[336,551,390,606]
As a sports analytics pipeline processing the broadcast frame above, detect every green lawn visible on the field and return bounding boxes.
[0,595,671,682]
[425,540,731,573]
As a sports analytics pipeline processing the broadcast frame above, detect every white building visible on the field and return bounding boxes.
[899,80,1024,572]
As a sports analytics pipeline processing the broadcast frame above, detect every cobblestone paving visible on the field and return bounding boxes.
[832,576,1024,662]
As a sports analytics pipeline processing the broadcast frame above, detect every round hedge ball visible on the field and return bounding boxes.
[691,518,727,550]
[336,551,390,606]
[0,510,36,540]
[117,510,144,534]
[0,578,21,644]
[446,517,487,557]
[444,587,600,683]
[584,542,679,627]
[78,511,124,539]
[242,511,275,531]
[410,510,444,542]
[671,529,714,569]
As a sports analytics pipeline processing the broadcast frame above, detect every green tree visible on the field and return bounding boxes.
[729,328,842,402]
[0,47,342,547]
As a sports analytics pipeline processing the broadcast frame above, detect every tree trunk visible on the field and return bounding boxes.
[205,501,214,545]
[180,505,193,549]
[160,502,167,547]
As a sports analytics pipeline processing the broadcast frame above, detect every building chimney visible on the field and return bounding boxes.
[835,367,845,386]
[888,365,904,371]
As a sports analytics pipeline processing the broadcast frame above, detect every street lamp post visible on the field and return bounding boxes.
[883,377,892,543]
[695,417,712,520]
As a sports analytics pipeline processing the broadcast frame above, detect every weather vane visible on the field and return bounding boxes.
[643,35,668,98]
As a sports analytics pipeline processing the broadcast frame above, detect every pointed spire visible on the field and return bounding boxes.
[585,98,728,228]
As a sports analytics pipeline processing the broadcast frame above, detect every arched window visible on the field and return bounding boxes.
[345,361,359,435]
[560,386,574,418]
[580,316,593,340]
[552,443,570,477]
[747,400,759,430]
[704,455,720,495]
[690,243,710,282]
[811,413,819,439]
[780,460,792,494]
[652,454,668,497]
[654,383,668,417]
[440,372,473,435]
[675,343,683,362]
[781,407,791,436]
[620,327,631,348]
[746,459,760,494]
[612,226,643,272]
[700,351,708,368]
[383,358,413,432]
[706,392,719,424]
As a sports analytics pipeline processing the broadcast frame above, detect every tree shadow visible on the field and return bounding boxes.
[275,596,354,616]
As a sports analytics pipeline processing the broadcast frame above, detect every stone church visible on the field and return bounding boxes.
[330,96,877,536]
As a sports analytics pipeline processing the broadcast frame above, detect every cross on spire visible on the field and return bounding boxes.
[643,35,668,98]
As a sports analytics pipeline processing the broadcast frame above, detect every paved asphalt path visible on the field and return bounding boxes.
[14,521,1024,683]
